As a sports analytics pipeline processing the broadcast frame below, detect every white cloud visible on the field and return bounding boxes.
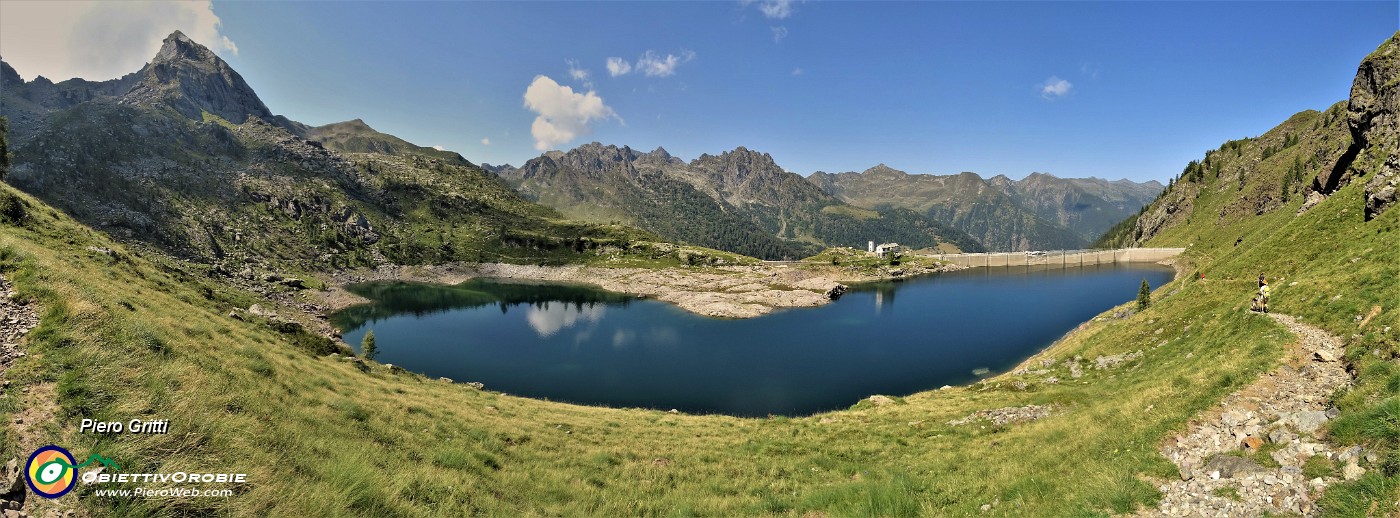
[791,67,804,76]
[636,50,696,78]
[607,51,694,78]
[432,145,445,151]
[566,59,592,89]
[1080,62,1101,80]
[771,25,789,42]
[606,57,632,77]
[757,0,796,19]
[523,75,619,151]
[1040,76,1073,99]
[480,138,491,146]
[0,0,237,82]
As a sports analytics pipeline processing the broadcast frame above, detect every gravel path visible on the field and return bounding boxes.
[1137,313,1360,517]
[1,273,46,518]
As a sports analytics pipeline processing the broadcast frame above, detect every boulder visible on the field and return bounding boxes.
[867,395,896,406]
[0,458,22,504]
[281,278,307,289]
[1242,436,1264,451]
[1204,454,1266,479]
[1342,461,1365,481]
[792,278,847,299]
[1288,410,1330,434]
[348,357,370,373]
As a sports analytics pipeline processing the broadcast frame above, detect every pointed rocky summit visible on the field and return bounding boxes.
[121,30,274,124]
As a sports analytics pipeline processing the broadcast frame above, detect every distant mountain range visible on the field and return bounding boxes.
[809,166,1163,251]
[488,145,985,259]
[490,149,1160,255]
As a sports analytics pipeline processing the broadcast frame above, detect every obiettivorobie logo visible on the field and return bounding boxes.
[25,445,120,499]
[25,444,247,500]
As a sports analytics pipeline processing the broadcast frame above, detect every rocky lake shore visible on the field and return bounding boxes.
[316,260,967,319]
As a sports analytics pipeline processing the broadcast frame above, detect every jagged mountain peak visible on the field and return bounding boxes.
[121,29,275,125]
[561,142,642,164]
[691,146,781,171]
[152,30,212,65]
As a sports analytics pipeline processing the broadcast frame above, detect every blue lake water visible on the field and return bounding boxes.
[333,264,1174,417]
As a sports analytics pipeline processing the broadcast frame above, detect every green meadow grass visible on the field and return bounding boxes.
[0,110,1394,516]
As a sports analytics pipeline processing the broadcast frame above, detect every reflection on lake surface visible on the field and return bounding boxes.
[525,302,607,337]
[334,265,1175,416]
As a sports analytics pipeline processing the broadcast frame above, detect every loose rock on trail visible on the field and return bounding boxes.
[1136,314,1358,517]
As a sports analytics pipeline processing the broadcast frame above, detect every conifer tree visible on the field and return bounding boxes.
[361,330,378,361]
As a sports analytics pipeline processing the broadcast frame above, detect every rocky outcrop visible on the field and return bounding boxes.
[947,404,1054,427]
[1311,32,1399,220]
[1349,33,1400,221]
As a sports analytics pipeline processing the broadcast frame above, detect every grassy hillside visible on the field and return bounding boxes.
[0,29,1393,518]
[1094,34,1400,512]
[2,129,1392,516]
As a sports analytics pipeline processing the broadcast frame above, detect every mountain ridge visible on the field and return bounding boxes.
[809,166,1162,250]
[494,142,986,259]
[0,31,675,271]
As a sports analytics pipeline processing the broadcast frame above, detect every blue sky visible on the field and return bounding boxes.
[3,1,1396,182]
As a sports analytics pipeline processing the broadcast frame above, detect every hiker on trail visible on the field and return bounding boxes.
[1258,279,1271,313]
[1258,273,1266,288]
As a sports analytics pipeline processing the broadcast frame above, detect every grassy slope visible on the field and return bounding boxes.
[2,166,1372,516]
[1133,107,1400,513]
[0,48,1394,518]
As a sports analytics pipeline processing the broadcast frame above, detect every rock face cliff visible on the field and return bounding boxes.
[1346,33,1399,221]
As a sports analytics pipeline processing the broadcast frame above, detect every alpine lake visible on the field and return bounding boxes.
[333,264,1175,417]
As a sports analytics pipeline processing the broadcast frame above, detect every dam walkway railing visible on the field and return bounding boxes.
[926,248,1185,269]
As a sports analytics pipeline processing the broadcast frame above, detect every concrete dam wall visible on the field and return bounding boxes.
[929,248,1185,269]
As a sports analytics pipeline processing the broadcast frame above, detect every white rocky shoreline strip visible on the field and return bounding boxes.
[1135,313,1360,517]
[320,261,964,319]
